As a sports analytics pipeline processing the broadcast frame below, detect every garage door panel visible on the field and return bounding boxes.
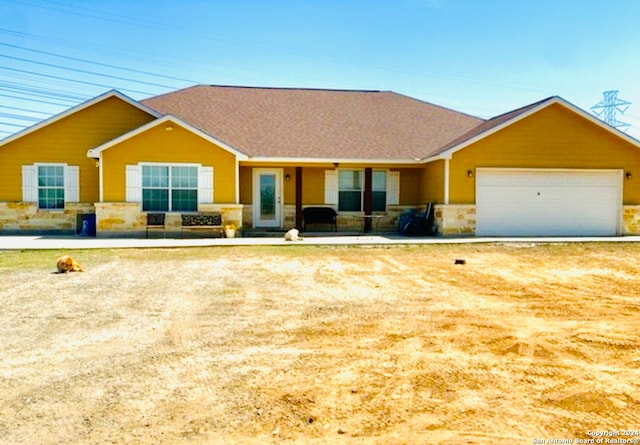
[476,169,621,237]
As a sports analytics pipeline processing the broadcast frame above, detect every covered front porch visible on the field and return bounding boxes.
[239,163,431,233]
[239,162,477,236]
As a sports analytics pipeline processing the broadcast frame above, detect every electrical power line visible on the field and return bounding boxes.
[0,92,76,108]
[0,105,51,115]
[0,53,178,90]
[0,121,29,128]
[0,42,200,85]
[0,65,155,96]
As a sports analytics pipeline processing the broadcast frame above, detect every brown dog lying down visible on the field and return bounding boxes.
[56,255,85,273]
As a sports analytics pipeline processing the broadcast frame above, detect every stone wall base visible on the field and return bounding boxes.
[434,204,476,236]
[0,202,95,235]
[95,202,244,238]
[95,202,145,237]
[7,201,635,238]
[623,205,640,235]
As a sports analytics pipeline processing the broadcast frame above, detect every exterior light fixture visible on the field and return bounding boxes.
[285,173,291,181]
[467,169,473,178]
[626,172,632,179]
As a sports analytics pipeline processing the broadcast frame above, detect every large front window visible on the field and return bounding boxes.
[338,169,387,212]
[38,165,65,209]
[142,165,198,212]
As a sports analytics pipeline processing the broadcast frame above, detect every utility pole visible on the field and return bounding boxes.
[591,90,631,132]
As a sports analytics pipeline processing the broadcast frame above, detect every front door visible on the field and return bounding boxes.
[253,169,282,228]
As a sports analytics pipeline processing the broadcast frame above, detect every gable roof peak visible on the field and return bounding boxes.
[433,94,640,159]
[0,89,161,147]
[87,114,248,160]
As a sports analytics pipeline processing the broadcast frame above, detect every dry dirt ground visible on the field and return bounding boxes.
[0,243,639,444]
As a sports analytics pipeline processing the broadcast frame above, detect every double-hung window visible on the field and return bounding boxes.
[38,165,65,209]
[338,170,363,212]
[337,169,387,212]
[141,165,198,212]
[22,163,79,210]
[372,171,387,212]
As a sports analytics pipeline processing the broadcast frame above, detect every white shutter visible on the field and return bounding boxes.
[198,166,214,204]
[324,170,338,205]
[22,165,38,203]
[125,164,141,203]
[386,171,400,205]
[64,165,79,202]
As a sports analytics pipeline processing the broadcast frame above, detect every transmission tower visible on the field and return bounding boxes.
[591,90,631,132]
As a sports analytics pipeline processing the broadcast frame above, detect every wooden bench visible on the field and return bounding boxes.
[181,212,223,237]
[302,207,337,232]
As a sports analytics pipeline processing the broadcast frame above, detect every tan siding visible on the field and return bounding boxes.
[397,168,421,205]
[239,166,252,204]
[283,167,296,205]
[0,96,155,202]
[449,103,640,204]
[102,124,237,203]
[302,167,326,205]
[421,160,445,203]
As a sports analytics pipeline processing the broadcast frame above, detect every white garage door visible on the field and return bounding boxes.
[476,169,622,236]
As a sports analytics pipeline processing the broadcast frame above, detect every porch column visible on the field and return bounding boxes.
[364,167,373,232]
[295,167,303,229]
[443,157,451,205]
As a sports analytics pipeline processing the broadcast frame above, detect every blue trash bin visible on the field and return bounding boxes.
[76,213,96,237]
[398,209,417,235]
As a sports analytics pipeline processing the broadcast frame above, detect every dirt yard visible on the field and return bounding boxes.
[0,243,639,444]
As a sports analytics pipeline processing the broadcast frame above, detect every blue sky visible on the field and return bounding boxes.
[1,0,639,138]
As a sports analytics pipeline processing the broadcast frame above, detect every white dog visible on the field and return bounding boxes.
[284,228,303,241]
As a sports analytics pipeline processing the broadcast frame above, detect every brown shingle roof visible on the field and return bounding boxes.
[141,85,484,160]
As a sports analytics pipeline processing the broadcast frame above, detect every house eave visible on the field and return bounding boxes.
[244,157,424,165]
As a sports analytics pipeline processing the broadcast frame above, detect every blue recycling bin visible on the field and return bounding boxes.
[398,209,417,235]
[76,213,96,237]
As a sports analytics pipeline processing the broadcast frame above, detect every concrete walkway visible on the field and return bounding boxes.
[2,234,640,250]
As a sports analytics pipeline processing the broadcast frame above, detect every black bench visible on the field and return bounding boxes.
[181,212,223,237]
[302,207,337,232]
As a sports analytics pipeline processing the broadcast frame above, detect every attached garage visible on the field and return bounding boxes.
[476,169,622,237]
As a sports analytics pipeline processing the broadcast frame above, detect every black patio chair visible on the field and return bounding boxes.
[402,203,435,236]
[146,213,166,238]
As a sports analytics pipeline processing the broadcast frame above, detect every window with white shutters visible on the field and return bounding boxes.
[22,164,79,209]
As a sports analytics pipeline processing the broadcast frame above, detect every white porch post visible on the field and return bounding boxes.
[98,152,104,203]
[235,159,240,204]
[443,156,451,205]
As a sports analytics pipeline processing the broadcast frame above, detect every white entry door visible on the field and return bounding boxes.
[253,169,282,228]
[476,169,622,237]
